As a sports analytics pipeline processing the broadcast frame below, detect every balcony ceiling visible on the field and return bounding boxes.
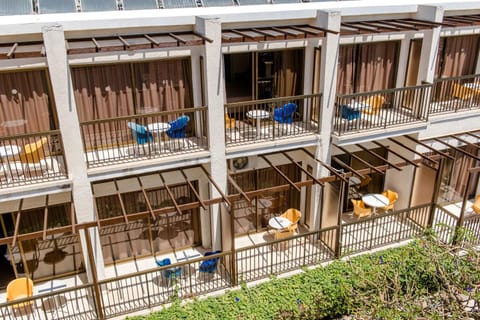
[443,14,480,27]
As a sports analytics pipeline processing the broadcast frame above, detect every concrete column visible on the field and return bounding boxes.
[416,5,444,84]
[42,25,105,281]
[312,10,341,230]
[195,17,227,251]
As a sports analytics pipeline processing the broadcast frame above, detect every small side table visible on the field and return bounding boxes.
[246,110,270,138]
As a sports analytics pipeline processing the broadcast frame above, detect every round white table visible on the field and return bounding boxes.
[362,193,389,214]
[268,216,291,230]
[147,122,171,149]
[0,145,20,158]
[246,110,270,138]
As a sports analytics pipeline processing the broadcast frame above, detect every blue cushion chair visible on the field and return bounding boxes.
[341,105,360,121]
[199,250,222,274]
[166,115,190,139]
[127,122,153,144]
[273,103,297,124]
[156,258,182,283]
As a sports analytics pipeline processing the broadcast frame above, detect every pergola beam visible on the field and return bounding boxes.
[355,144,403,171]
[180,170,207,210]
[113,179,129,224]
[200,166,232,207]
[432,138,480,162]
[331,156,365,179]
[137,176,156,219]
[227,174,251,203]
[42,196,49,241]
[260,155,301,192]
[282,151,324,186]
[159,173,182,216]
[300,148,349,183]
[371,141,419,167]
[387,137,438,165]
[334,145,384,175]
[405,135,455,160]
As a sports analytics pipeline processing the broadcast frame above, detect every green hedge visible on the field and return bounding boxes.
[128,234,480,319]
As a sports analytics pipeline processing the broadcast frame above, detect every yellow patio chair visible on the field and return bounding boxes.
[279,208,301,233]
[471,195,480,214]
[381,189,399,212]
[452,82,471,100]
[225,113,236,129]
[361,95,385,115]
[351,199,372,218]
[19,137,48,164]
[6,277,34,312]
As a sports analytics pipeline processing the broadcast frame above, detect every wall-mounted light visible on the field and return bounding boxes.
[11,88,19,103]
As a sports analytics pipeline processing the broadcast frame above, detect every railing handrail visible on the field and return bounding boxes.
[0,129,61,141]
[98,251,229,284]
[235,225,338,253]
[336,84,431,100]
[433,73,480,83]
[80,106,207,125]
[434,203,461,221]
[0,282,94,308]
[225,93,322,107]
[342,203,432,227]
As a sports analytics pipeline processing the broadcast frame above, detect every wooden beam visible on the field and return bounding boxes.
[371,141,419,167]
[305,24,339,35]
[387,137,438,165]
[282,151,324,186]
[91,38,101,51]
[451,135,480,150]
[12,210,21,248]
[118,36,130,48]
[113,179,129,224]
[405,135,455,160]
[168,33,187,44]
[159,173,182,215]
[144,34,159,46]
[43,203,48,241]
[227,175,251,203]
[271,26,300,37]
[71,204,76,234]
[137,176,156,219]
[200,166,231,207]
[331,155,366,180]
[230,29,257,40]
[334,145,384,175]
[355,144,403,171]
[432,138,480,162]
[260,155,301,192]
[192,31,213,43]
[301,148,349,183]
[6,43,18,58]
[180,169,207,210]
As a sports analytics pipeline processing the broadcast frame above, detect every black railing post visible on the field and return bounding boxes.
[84,228,105,320]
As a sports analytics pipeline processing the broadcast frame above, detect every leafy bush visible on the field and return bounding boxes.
[127,232,480,319]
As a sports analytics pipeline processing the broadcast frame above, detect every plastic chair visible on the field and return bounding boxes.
[361,95,385,115]
[127,122,153,144]
[19,137,48,164]
[6,277,34,312]
[279,208,301,232]
[381,189,398,212]
[273,102,297,124]
[472,195,480,214]
[225,113,236,129]
[351,199,372,218]
[156,258,182,283]
[199,250,221,274]
[341,105,361,121]
[166,115,190,139]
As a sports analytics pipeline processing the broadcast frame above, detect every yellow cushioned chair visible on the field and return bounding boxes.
[279,208,301,233]
[381,189,399,212]
[19,137,48,164]
[6,277,34,310]
[471,195,480,214]
[361,95,385,115]
[351,199,372,218]
[225,113,236,129]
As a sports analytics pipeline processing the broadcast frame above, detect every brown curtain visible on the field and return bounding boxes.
[134,59,192,114]
[355,41,398,93]
[336,45,356,95]
[405,39,422,86]
[273,49,303,97]
[436,35,480,78]
[451,145,479,197]
[0,70,52,137]
[71,64,134,122]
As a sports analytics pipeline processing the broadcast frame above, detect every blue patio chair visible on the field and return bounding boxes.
[273,103,297,124]
[127,122,153,144]
[166,115,190,139]
[156,258,182,283]
[341,105,360,121]
[199,250,222,274]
